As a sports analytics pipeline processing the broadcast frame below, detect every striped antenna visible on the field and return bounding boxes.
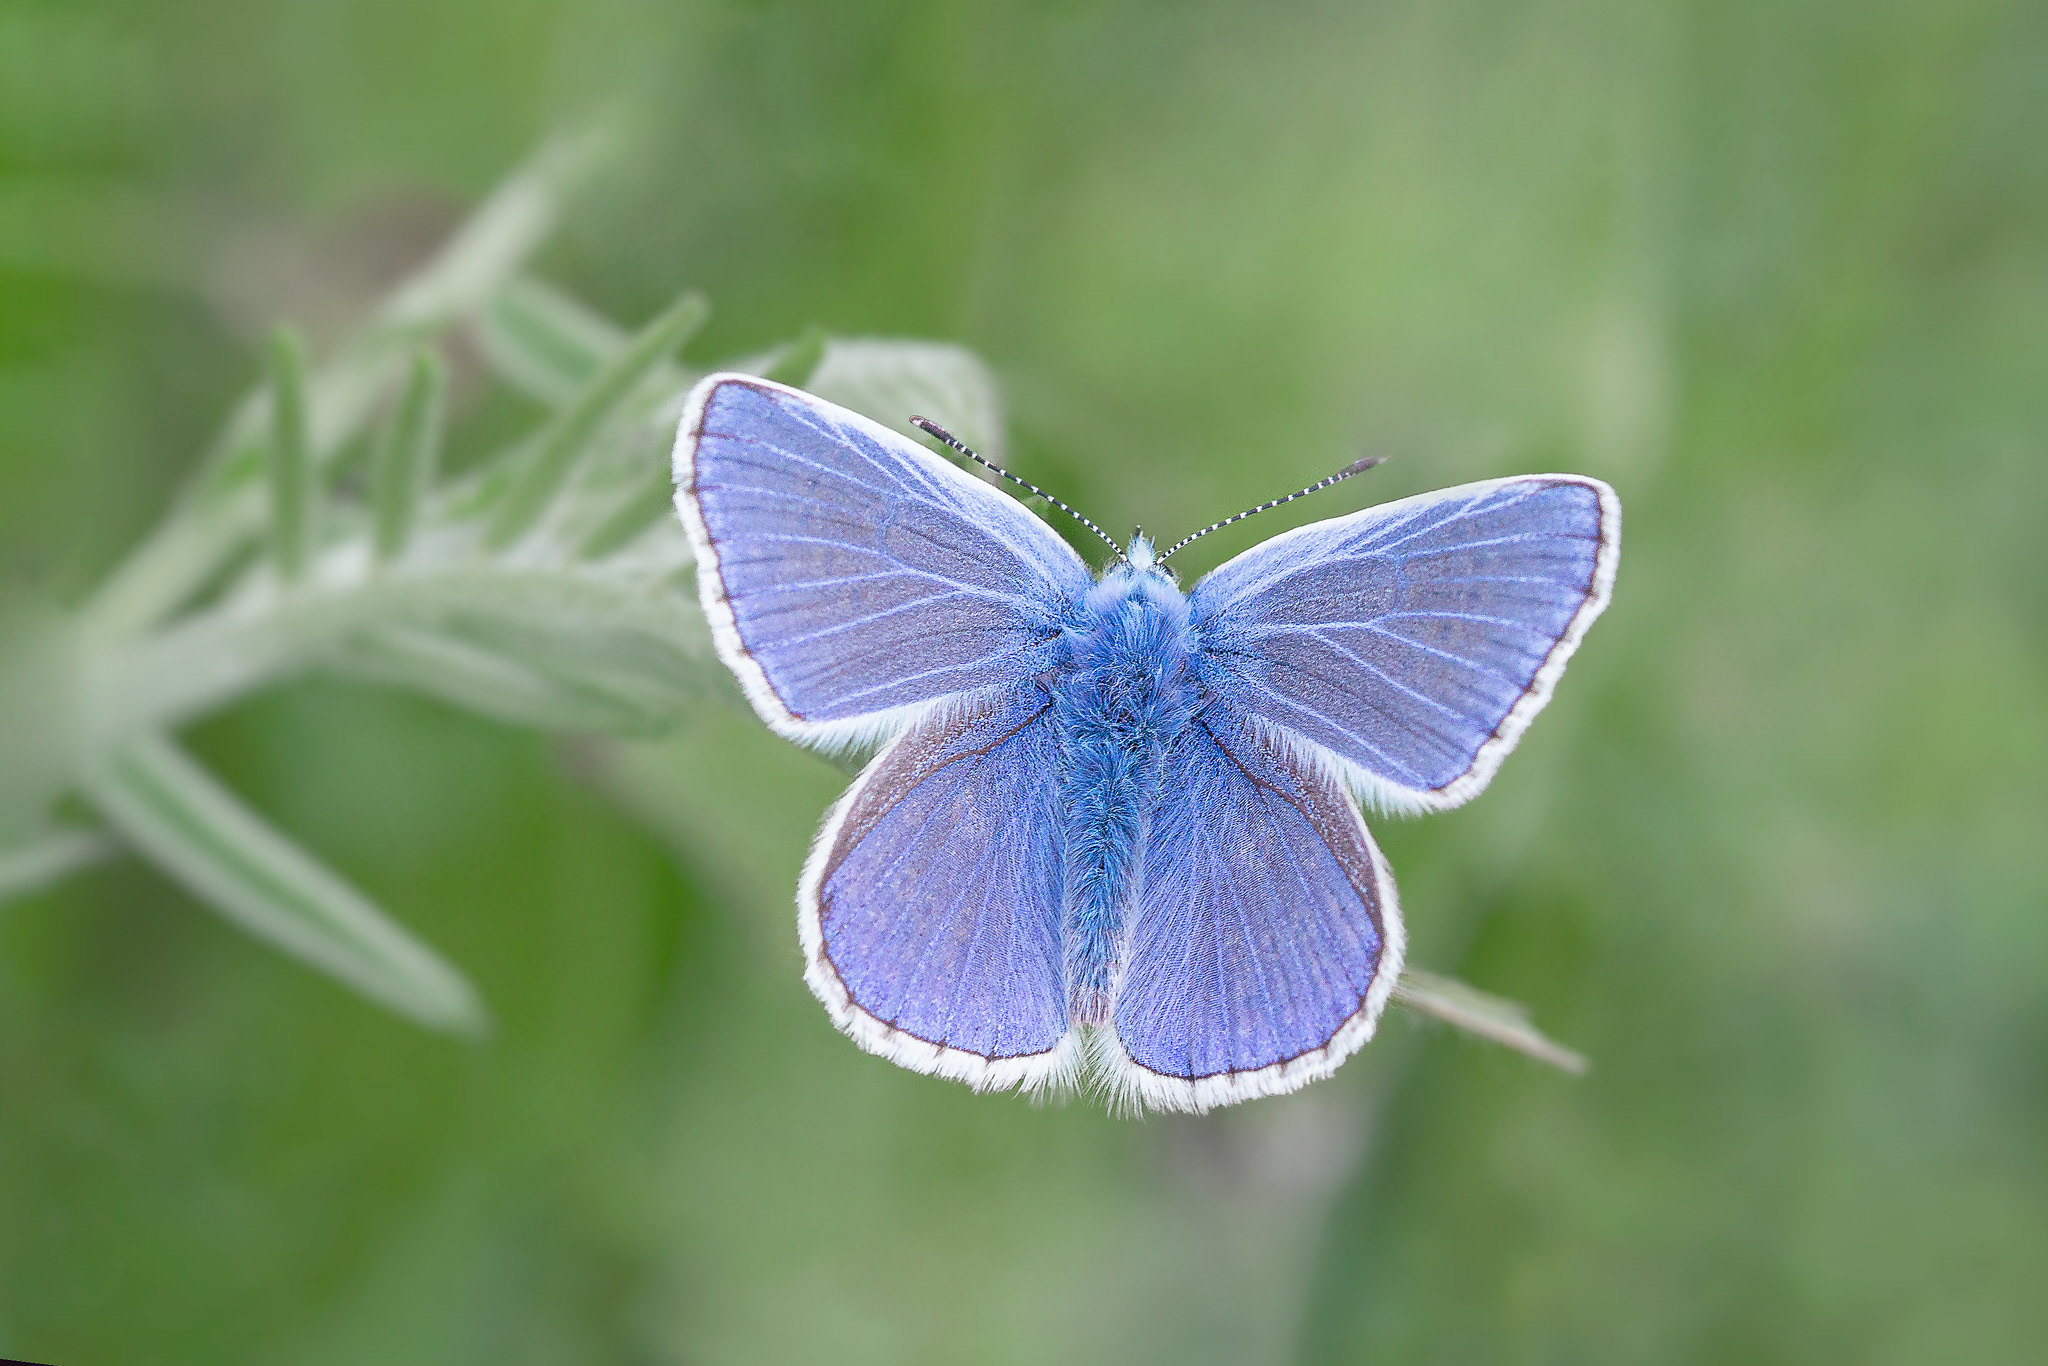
[910,417,1126,564]
[1158,456,1387,562]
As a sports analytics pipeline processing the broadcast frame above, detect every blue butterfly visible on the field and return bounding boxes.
[671,374,1619,1113]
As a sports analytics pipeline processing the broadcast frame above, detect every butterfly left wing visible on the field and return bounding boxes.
[1190,475,1619,811]
[1105,710,1404,1114]
[674,374,1091,748]
[800,684,1079,1093]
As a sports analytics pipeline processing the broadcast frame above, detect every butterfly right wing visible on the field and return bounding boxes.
[800,685,1079,1093]
[674,374,1093,748]
[1189,475,1619,812]
[1106,708,1404,1114]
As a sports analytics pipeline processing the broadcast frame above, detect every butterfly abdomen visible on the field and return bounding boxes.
[1055,562,1201,1026]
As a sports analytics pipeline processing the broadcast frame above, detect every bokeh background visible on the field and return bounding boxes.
[3,0,2045,1362]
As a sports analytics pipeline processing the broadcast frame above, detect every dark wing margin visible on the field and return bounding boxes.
[1105,710,1404,1114]
[673,373,1092,749]
[1190,475,1620,812]
[798,685,1080,1094]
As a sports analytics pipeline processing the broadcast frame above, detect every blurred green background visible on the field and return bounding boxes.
[3,0,2045,1362]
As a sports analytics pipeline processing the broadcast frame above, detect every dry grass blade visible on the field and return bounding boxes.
[1393,966,1588,1074]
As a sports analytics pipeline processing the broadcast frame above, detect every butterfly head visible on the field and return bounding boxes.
[1122,532,1176,583]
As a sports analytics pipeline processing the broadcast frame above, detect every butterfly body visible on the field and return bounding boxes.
[672,373,1619,1113]
[1053,538,1200,1026]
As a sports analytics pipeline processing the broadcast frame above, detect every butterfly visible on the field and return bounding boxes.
[671,373,1619,1113]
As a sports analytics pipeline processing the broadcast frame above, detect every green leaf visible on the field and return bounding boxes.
[0,827,118,907]
[574,439,682,560]
[266,328,314,582]
[80,733,487,1035]
[328,570,721,734]
[370,349,447,563]
[476,275,627,406]
[78,136,593,640]
[484,290,710,549]
[1391,966,1587,1074]
[762,324,828,386]
[375,127,607,338]
[808,338,1009,461]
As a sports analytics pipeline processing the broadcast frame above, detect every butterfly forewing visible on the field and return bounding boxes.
[800,685,1079,1093]
[1190,475,1619,811]
[674,375,1091,745]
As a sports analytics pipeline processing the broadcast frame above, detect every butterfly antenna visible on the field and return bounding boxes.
[1158,456,1387,563]
[910,417,1126,563]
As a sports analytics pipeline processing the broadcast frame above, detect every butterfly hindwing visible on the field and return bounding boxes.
[1190,475,1619,811]
[673,375,1091,746]
[800,685,1079,1093]
[1105,709,1404,1113]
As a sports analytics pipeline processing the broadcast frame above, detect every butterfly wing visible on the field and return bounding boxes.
[674,374,1092,747]
[800,684,1078,1092]
[1190,475,1619,811]
[1106,709,1403,1114]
